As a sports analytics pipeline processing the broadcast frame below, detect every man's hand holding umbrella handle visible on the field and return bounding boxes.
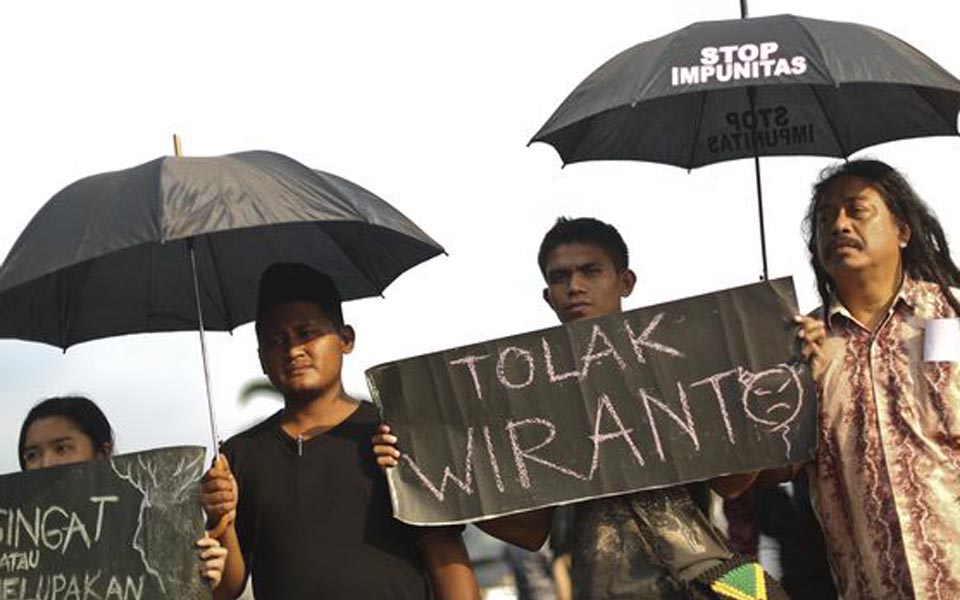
[202,454,238,538]
[201,454,248,599]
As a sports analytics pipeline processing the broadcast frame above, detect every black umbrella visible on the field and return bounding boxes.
[532,13,960,279]
[0,147,444,448]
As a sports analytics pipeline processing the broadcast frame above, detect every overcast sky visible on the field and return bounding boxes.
[1,0,958,474]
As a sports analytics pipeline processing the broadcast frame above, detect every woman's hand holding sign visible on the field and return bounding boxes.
[197,536,229,589]
[373,424,401,468]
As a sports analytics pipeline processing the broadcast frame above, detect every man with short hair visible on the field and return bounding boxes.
[796,160,960,599]
[377,218,783,599]
[518,218,758,599]
[201,263,479,600]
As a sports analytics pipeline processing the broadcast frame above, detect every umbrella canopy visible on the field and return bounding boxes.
[0,150,444,349]
[533,13,960,167]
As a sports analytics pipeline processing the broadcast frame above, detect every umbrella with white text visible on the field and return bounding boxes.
[532,13,960,279]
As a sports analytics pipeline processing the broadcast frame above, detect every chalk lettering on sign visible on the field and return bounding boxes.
[496,347,536,389]
[90,496,119,542]
[450,355,491,400]
[689,368,740,445]
[639,383,701,462]
[106,574,126,599]
[542,337,580,383]
[579,325,627,379]
[107,574,145,600]
[87,570,103,599]
[739,363,805,456]
[0,570,144,600]
[506,418,587,489]
[2,508,28,548]
[45,506,92,554]
[0,550,39,573]
[481,426,506,493]
[372,279,817,523]
[0,504,111,554]
[42,507,70,552]
[111,452,205,596]
[395,366,805,505]
[402,428,475,502]
[588,394,646,479]
[51,572,71,597]
[623,312,684,364]
[449,314,685,398]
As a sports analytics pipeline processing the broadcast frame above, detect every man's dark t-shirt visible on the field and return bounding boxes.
[223,401,431,599]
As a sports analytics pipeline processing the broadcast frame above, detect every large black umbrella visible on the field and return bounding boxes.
[0,148,444,447]
[532,13,960,279]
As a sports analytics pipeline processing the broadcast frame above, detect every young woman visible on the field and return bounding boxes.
[19,395,227,588]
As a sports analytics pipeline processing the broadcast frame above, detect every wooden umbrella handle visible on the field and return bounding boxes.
[208,509,236,539]
[205,453,236,539]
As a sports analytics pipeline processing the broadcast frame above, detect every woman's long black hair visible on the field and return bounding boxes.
[18,396,113,470]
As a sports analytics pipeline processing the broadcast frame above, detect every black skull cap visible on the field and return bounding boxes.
[255,263,343,328]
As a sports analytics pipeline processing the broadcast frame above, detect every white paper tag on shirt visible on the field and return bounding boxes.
[924,318,960,362]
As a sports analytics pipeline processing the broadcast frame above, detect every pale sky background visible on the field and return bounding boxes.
[1,0,958,474]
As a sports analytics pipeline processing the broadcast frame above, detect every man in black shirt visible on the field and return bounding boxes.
[201,263,478,599]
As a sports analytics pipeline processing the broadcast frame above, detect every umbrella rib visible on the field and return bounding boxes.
[683,91,708,169]
[201,234,236,329]
[57,269,70,349]
[792,17,847,155]
[325,222,388,296]
[910,85,960,136]
[791,15,839,87]
[809,85,849,156]
[157,157,169,243]
[59,261,92,349]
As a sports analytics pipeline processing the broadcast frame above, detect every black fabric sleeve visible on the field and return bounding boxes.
[222,440,254,571]
[406,523,466,544]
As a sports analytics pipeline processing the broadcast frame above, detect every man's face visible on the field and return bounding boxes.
[257,301,354,399]
[814,175,910,282]
[542,242,636,324]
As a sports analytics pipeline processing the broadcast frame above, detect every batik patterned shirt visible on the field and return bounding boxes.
[810,278,960,600]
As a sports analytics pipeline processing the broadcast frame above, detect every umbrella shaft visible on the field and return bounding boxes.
[188,240,221,453]
[753,155,769,281]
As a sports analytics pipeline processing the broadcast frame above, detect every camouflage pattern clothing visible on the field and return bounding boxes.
[571,486,732,599]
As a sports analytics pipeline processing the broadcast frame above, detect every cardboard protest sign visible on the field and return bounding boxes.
[0,446,207,599]
[367,278,816,525]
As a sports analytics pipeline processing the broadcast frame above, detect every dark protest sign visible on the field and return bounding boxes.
[0,446,207,599]
[367,278,816,525]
